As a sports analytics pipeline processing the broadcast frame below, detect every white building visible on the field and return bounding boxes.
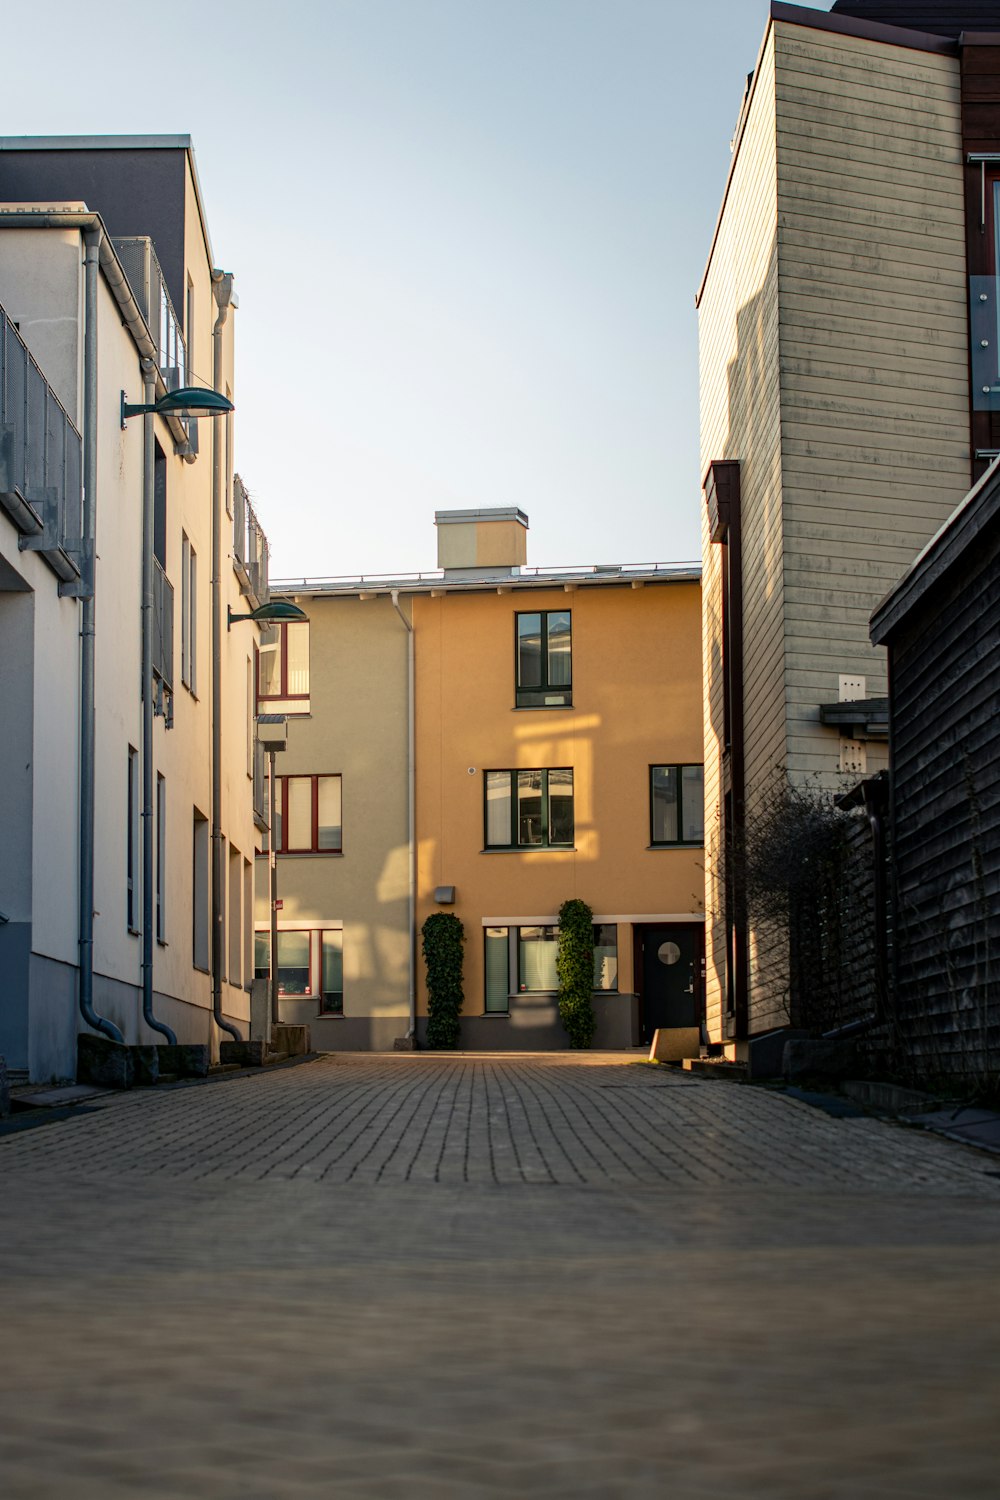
[0,137,268,1082]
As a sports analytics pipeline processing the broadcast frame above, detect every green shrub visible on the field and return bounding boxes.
[557,898,596,1049]
[422,912,465,1049]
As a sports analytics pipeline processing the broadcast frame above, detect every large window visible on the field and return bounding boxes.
[650,764,705,846]
[181,534,197,694]
[270,774,342,853]
[515,610,572,708]
[485,923,617,1012]
[485,768,574,849]
[127,747,139,932]
[258,620,309,709]
[254,927,344,1012]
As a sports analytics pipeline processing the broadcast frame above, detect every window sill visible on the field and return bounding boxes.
[512,704,574,712]
[193,963,209,975]
[276,850,344,859]
[646,843,704,850]
[481,846,576,855]
[156,939,168,948]
[127,926,140,938]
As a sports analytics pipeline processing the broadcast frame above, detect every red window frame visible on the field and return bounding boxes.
[273,773,342,854]
[256,621,310,705]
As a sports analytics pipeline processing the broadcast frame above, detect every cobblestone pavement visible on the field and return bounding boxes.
[4,1053,1000,1498]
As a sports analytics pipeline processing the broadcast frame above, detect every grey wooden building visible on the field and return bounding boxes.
[871,460,1000,1086]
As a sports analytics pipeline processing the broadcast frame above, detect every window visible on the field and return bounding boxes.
[270,774,342,853]
[192,808,209,971]
[257,620,309,708]
[255,930,312,995]
[243,859,253,990]
[156,774,166,944]
[181,535,197,693]
[246,656,253,777]
[515,610,571,707]
[228,845,242,985]
[127,747,139,931]
[484,768,574,849]
[153,440,167,569]
[321,931,343,1014]
[518,926,559,992]
[486,922,617,1011]
[593,923,618,990]
[650,764,705,845]
[484,927,510,1012]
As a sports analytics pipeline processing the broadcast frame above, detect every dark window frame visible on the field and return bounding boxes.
[483,767,574,849]
[649,763,705,847]
[320,928,344,1015]
[254,928,314,997]
[514,609,572,709]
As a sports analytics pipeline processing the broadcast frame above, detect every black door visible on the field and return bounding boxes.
[639,925,700,1044]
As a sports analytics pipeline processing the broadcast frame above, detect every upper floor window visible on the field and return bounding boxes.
[485,768,574,849]
[258,620,309,709]
[650,764,704,846]
[515,610,571,708]
[271,773,342,854]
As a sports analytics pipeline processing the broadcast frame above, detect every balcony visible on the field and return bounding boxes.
[153,558,174,691]
[233,472,270,607]
[112,237,187,390]
[0,300,86,591]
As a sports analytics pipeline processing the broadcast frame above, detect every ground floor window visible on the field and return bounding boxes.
[484,923,619,1011]
[254,927,343,1002]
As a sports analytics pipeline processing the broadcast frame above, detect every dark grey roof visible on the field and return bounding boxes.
[830,1,1000,38]
[870,459,1000,644]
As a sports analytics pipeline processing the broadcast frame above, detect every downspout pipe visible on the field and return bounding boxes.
[210,271,240,1043]
[79,224,123,1043]
[140,356,177,1044]
[390,590,417,1041]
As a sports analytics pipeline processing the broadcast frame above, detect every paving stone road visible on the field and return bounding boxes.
[3,1052,1000,1499]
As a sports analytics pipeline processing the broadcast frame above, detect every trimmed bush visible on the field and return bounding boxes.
[422,912,465,1049]
[557,898,596,1049]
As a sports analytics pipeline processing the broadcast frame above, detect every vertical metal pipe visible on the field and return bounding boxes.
[269,748,279,1027]
[211,272,240,1043]
[140,358,177,1044]
[79,226,123,1044]
[390,590,417,1040]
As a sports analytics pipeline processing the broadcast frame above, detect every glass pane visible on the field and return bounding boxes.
[547,768,574,844]
[272,776,282,853]
[651,766,678,843]
[484,927,509,1013]
[254,932,270,978]
[277,931,310,994]
[287,777,312,850]
[286,621,310,696]
[681,765,705,843]
[593,924,618,991]
[517,769,544,846]
[317,776,342,851]
[258,625,280,697]
[518,926,559,992]
[321,931,343,1013]
[517,614,541,688]
[485,771,512,846]
[547,611,571,686]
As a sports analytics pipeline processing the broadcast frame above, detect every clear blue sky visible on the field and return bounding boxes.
[4,0,831,578]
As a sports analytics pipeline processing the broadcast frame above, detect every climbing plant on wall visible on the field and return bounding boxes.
[557,898,596,1049]
[421,911,465,1049]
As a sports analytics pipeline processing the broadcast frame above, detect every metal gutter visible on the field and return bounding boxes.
[270,565,701,602]
[140,355,177,1045]
[390,590,417,1043]
[210,270,240,1044]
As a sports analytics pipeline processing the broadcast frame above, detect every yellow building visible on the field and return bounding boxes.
[267,509,703,1051]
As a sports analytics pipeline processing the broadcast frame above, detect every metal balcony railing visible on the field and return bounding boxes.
[112,237,187,388]
[0,301,85,588]
[153,558,174,691]
[233,472,270,606]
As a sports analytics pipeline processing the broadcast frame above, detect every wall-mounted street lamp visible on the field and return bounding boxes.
[120,386,235,428]
[227,599,308,631]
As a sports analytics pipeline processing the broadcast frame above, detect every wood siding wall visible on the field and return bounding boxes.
[775,21,972,785]
[699,33,786,1038]
[889,521,1000,1080]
